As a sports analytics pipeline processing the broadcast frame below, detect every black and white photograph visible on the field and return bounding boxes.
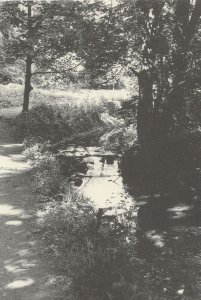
[0,0,201,299]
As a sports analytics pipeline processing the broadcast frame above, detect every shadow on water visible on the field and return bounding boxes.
[66,147,201,299]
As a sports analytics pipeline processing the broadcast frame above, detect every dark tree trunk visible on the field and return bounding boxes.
[137,70,154,146]
[23,54,32,112]
[22,2,32,113]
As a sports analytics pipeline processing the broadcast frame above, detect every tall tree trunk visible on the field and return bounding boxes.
[22,2,32,112]
[23,54,32,112]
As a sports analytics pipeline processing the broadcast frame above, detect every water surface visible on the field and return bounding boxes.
[79,153,201,299]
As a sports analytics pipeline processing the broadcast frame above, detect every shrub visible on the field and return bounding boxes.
[14,104,72,142]
[23,140,64,199]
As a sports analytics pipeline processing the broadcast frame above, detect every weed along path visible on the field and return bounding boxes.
[0,107,58,300]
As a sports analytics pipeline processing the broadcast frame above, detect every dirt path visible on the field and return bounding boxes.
[0,107,58,300]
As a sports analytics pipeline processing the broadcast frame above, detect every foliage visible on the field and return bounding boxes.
[0,0,129,103]
[0,1,80,66]
[77,0,127,88]
[116,0,201,142]
[14,95,136,152]
[14,102,103,142]
[23,139,63,198]
[112,0,201,197]
[0,0,91,110]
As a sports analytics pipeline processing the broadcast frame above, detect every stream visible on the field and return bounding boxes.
[61,146,201,299]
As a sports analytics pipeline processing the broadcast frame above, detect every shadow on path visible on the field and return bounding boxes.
[0,108,57,300]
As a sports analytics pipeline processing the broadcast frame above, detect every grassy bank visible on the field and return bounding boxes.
[12,87,146,299]
[14,98,136,153]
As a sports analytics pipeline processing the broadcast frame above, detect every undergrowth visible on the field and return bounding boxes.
[15,98,136,152]
[15,103,103,142]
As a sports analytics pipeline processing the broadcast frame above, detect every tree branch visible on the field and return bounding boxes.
[32,61,84,76]
[32,70,65,75]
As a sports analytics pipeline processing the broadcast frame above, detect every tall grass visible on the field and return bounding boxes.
[0,83,129,109]
[14,102,106,143]
[14,100,136,152]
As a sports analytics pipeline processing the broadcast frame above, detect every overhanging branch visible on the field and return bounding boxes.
[32,61,84,76]
[32,70,65,75]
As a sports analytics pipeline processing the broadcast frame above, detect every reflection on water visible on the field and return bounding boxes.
[81,156,133,210]
[78,154,201,299]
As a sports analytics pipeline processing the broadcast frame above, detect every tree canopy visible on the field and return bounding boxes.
[0,0,201,137]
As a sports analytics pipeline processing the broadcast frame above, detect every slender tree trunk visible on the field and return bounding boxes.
[22,2,32,112]
[23,54,32,112]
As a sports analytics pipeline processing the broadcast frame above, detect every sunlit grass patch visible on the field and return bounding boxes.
[0,83,130,109]
[35,87,129,106]
[0,83,23,108]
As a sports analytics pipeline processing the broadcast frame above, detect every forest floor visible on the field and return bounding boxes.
[0,107,62,300]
